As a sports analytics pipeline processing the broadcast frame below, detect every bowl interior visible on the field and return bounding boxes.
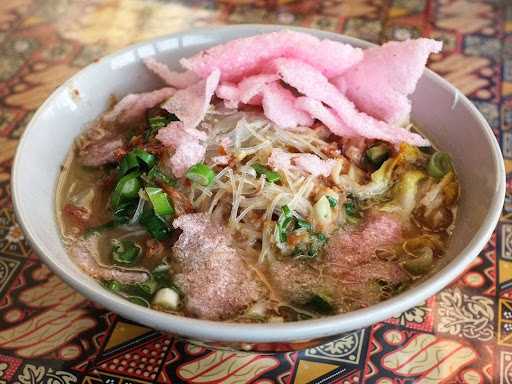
[11,25,505,343]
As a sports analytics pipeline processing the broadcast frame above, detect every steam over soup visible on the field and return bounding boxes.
[56,32,458,322]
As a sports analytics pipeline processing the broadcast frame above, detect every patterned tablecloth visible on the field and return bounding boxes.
[0,0,510,383]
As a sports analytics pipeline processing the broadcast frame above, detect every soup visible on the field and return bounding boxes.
[56,31,458,322]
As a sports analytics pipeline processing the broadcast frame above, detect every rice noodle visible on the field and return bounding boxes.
[236,202,260,223]
[196,109,338,263]
[230,173,246,225]
[208,190,226,215]
[274,128,326,158]
[259,222,273,263]
[128,197,145,225]
[288,175,316,213]
[194,107,413,263]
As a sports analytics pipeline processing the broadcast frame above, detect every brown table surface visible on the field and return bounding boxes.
[0,1,511,383]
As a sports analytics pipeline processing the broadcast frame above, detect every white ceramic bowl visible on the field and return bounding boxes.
[12,25,505,350]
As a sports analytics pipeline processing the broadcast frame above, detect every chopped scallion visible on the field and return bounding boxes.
[365,143,390,167]
[112,239,141,265]
[119,149,156,176]
[147,166,176,186]
[152,263,175,288]
[145,187,174,217]
[427,152,452,179]
[136,275,159,296]
[127,296,150,307]
[119,152,139,176]
[132,148,156,168]
[343,196,361,223]
[111,171,141,209]
[103,280,122,292]
[252,163,280,183]
[185,163,215,186]
[148,115,170,129]
[296,219,312,231]
[140,209,171,240]
[112,201,138,225]
[276,205,293,243]
[326,195,337,208]
[344,201,358,217]
[145,114,178,142]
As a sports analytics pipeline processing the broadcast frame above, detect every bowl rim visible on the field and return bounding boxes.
[11,24,506,343]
